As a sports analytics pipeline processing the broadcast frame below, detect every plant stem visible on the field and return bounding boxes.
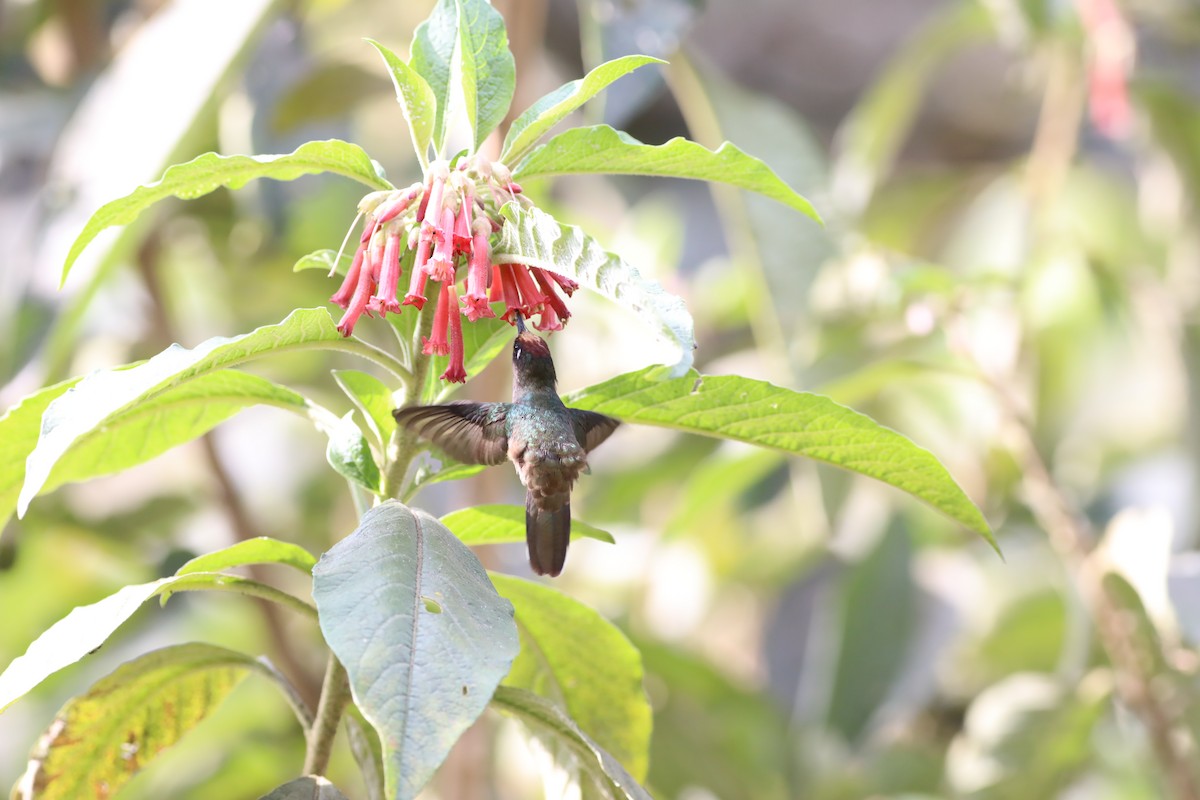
[303,653,352,776]
[382,301,435,498]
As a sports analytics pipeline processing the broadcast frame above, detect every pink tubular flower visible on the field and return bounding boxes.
[532,268,571,328]
[427,206,457,283]
[1077,0,1134,139]
[510,264,547,313]
[441,284,468,383]
[422,283,452,356]
[368,229,403,314]
[462,218,495,321]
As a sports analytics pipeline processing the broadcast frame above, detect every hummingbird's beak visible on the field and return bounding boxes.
[514,311,526,334]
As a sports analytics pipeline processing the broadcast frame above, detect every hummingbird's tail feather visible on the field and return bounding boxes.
[526,493,570,577]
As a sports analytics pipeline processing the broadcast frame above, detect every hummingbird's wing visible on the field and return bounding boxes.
[569,409,620,453]
[393,402,511,465]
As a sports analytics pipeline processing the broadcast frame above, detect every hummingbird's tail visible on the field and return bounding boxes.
[525,493,570,577]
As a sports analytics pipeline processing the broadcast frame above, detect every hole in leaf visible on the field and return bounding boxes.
[422,596,443,614]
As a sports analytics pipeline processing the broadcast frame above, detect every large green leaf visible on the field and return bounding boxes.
[0,378,77,533]
[176,537,318,576]
[410,0,515,152]
[0,573,314,712]
[513,125,820,223]
[491,686,654,800]
[491,574,651,781]
[365,39,437,165]
[61,140,391,285]
[441,504,614,545]
[22,370,307,517]
[492,203,696,377]
[501,55,665,165]
[18,308,382,516]
[311,501,519,800]
[13,643,256,800]
[567,368,994,546]
[258,776,351,800]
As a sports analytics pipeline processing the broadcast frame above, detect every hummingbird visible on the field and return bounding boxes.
[393,315,619,576]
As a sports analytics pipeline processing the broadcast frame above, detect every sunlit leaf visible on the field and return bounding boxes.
[491,574,651,780]
[14,644,255,800]
[491,686,653,800]
[0,378,78,533]
[62,140,391,285]
[0,574,314,713]
[501,55,665,165]
[20,370,308,518]
[18,308,383,517]
[293,248,353,276]
[492,203,696,377]
[568,368,994,547]
[312,501,519,800]
[322,412,382,493]
[441,504,614,545]
[366,39,438,165]
[513,125,820,223]
[176,537,318,576]
[334,370,398,452]
[410,0,515,152]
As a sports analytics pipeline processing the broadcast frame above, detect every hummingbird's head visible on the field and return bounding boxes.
[512,325,557,387]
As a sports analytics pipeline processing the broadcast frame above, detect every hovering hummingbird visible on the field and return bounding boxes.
[393,315,619,576]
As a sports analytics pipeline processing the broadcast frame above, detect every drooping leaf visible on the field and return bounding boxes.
[0,378,78,533]
[491,686,654,800]
[176,537,318,576]
[0,574,314,712]
[293,248,353,276]
[258,776,351,800]
[311,501,519,800]
[322,412,383,493]
[14,643,257,800]
[501,55,666,165]
[567,368,994,547]
[18,308,380,516]
[410,0,515,152]
[20,370,308,517]
[406,457,488,501]
[334,370,398,452]
[492,203,696,377]
[513,125,820,223]
[366,39,438,165]
[441,505,614,545]
[62,140,391,285]
[426,316,512,403]
[491,574,651,780]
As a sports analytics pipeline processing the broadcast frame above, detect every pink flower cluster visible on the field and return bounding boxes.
[330,158,579,382]
[1077,0,1134,139]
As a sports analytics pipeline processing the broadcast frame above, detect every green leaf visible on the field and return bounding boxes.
[334,370,398,453]
[62,140,391,285]
[312,501,519,800]
[0,378,78,533]
[259,776,351,800]
[323,411,383,493]
[18,308,371,517]
[492,203,696,377]
[24,370,309,517]
[491,686,654,800]
[513,125,820,223]
[0,574,314,713]
[14,643,257,800]
[567,368,995,547]
[426,315,512,403]
[365,39,438,165]
[411,0,515,152]
[294,248,353,276]
[442,504,614,545]
[176,537,318,576]
[501,55,666,165]
[407,458,488,500]
[491,574,651,780]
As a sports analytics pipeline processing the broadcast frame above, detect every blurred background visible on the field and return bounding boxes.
[4,0,1200,797]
